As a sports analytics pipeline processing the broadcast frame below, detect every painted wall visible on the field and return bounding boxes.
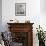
[2,0,40,46]
[40,0,46,31]
[2,0,46,46]
[0,0,2,32]
[2,0,40,31]
[40,0,46,13]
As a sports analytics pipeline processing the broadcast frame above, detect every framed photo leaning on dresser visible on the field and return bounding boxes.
[15,3,26,16]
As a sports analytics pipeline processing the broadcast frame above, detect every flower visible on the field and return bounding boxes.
[36,25,45,41]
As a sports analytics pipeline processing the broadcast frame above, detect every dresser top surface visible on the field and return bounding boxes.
[7,23,34,25]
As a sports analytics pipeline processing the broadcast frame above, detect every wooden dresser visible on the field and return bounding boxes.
[7,23,34,46]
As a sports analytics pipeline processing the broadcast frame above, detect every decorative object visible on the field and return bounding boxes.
[15,3,26,16]
[8,19,19,23]
[36,25,45,46]
[25,20,30,23]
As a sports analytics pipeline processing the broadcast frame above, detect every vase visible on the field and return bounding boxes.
[39,40,45,46]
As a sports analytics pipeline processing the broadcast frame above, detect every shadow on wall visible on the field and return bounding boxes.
[40,0,46,14]
[0,0,2,32]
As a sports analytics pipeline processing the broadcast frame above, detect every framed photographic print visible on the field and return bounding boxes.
[15,3,26,16]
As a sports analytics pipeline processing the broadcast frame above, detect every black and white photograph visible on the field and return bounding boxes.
[15,3,26,16]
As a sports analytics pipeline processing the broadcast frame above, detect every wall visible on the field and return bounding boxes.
[2,0,46,46]
[2,0,40,30]
[0,0,2,32]
[2,0,40,46]
[40,0,46,32]
[40,0,46,13]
